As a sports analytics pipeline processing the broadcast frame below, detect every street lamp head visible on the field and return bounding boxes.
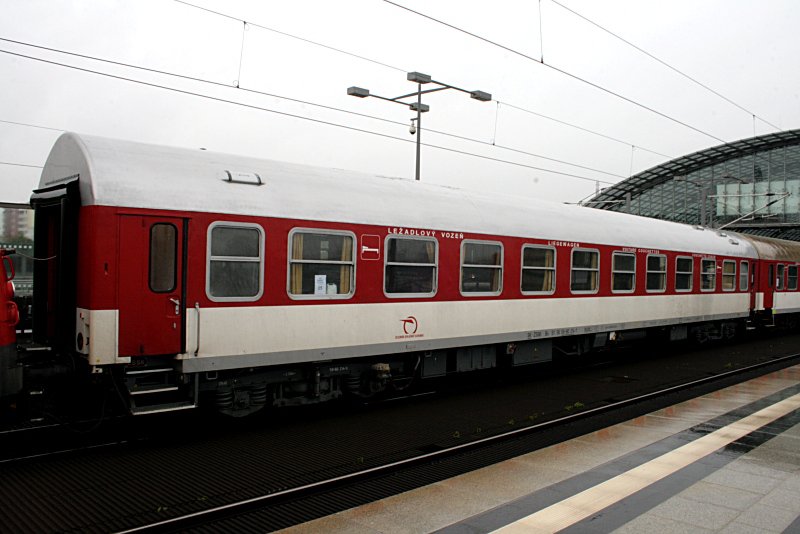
[410,102,430,113]
[470,90,492,102]
[347,86,370,98]
[407,72,432,84]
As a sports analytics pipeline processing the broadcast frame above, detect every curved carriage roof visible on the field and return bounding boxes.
[743,233,800,261]
[39,132,756,258]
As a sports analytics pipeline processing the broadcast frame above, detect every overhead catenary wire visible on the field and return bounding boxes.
[382,0,730,144]
[1,2,776,197]
[0,161,43,169]
[500,103,673,159]
[0,37,626,180]
[0,118,63,132]
[173,0,407,74]
[169,0,672,160]
[548,0,782,132]
[0,47,616,185]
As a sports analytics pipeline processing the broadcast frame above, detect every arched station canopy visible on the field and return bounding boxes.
[587,129,800,241]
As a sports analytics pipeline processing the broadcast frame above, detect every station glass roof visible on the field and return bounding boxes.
[588,129,800,241]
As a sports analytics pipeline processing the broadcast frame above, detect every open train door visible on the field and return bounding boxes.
[118,216,186,357]
[31,179,80,353]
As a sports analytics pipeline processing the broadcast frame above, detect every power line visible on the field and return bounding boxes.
[173,0,407,74]
[0,36,625,180]
[0,48,615,185]
[382,0,730,144]
[169,2,671,161]
[548,0,781,131]
[499,102,674,159]
[0,118,63,132]
[0,161,42,169]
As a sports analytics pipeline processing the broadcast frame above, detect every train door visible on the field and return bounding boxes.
[763,262,776,310]
[118,216,186,356]
[31,179,80,352]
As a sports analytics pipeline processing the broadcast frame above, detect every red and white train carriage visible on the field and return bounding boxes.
[3,132,800,415]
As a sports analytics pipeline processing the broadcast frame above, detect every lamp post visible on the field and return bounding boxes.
[348,72,491,181]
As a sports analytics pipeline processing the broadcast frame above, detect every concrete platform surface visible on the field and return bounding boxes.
[279,364,800,533]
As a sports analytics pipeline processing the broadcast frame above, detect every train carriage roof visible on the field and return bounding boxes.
[39,132,759,258]
[742,234,800,262]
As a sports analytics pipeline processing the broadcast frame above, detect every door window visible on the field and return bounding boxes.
[149,223,177,293]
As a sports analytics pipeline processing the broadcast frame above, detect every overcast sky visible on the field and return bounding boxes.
[1,0,798,205]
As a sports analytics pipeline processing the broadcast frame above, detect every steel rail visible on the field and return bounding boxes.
[116,352,800,533]
[0,439,131,465]
[0,412,134,464]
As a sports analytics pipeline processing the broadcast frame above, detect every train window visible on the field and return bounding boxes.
[701,259,716,291]
[776,264,785,290]
[611,252,635,293]
[521,245,555,294]
[206,222,265,301]
[740,261,749,291]
[288,229,355,299]
[768,264,775,289]
[722,260,736,291]
[461,241,503,295]
[675,256,693,292]
[384,236,437,297]
[788,265,798,291]
[149,223,177,293]
[570,249,599,293]
[646,254,667,292]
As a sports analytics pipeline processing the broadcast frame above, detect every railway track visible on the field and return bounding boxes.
[118,351,800,533]
[1,332,798,533]
[0,413,135,464]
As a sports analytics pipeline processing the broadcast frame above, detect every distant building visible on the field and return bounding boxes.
[587,129,800,241]
[1,207,34,241]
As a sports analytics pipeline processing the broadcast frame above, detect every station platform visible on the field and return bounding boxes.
[282,364,800,533]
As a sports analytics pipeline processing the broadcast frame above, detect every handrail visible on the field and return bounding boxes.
[194,303,200,356]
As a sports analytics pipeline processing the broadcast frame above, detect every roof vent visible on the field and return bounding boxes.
[717,231,728,237]
[729,238,739,245]
[222,171,263,186]
[693,225,705,231]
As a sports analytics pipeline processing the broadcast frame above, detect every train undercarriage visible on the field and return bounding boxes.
[1,305,796,421]
[26,318,774,418]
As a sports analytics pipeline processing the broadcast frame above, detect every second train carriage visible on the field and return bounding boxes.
[6,132,800,415]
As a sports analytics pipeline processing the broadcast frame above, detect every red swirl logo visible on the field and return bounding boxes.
[401,316,418,335]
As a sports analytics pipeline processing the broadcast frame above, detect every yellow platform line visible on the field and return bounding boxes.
[493,393,800,534]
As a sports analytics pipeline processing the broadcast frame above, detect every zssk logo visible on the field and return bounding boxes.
[401,316,418,335]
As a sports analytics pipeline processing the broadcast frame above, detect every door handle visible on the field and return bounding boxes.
[169,298,180,315]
